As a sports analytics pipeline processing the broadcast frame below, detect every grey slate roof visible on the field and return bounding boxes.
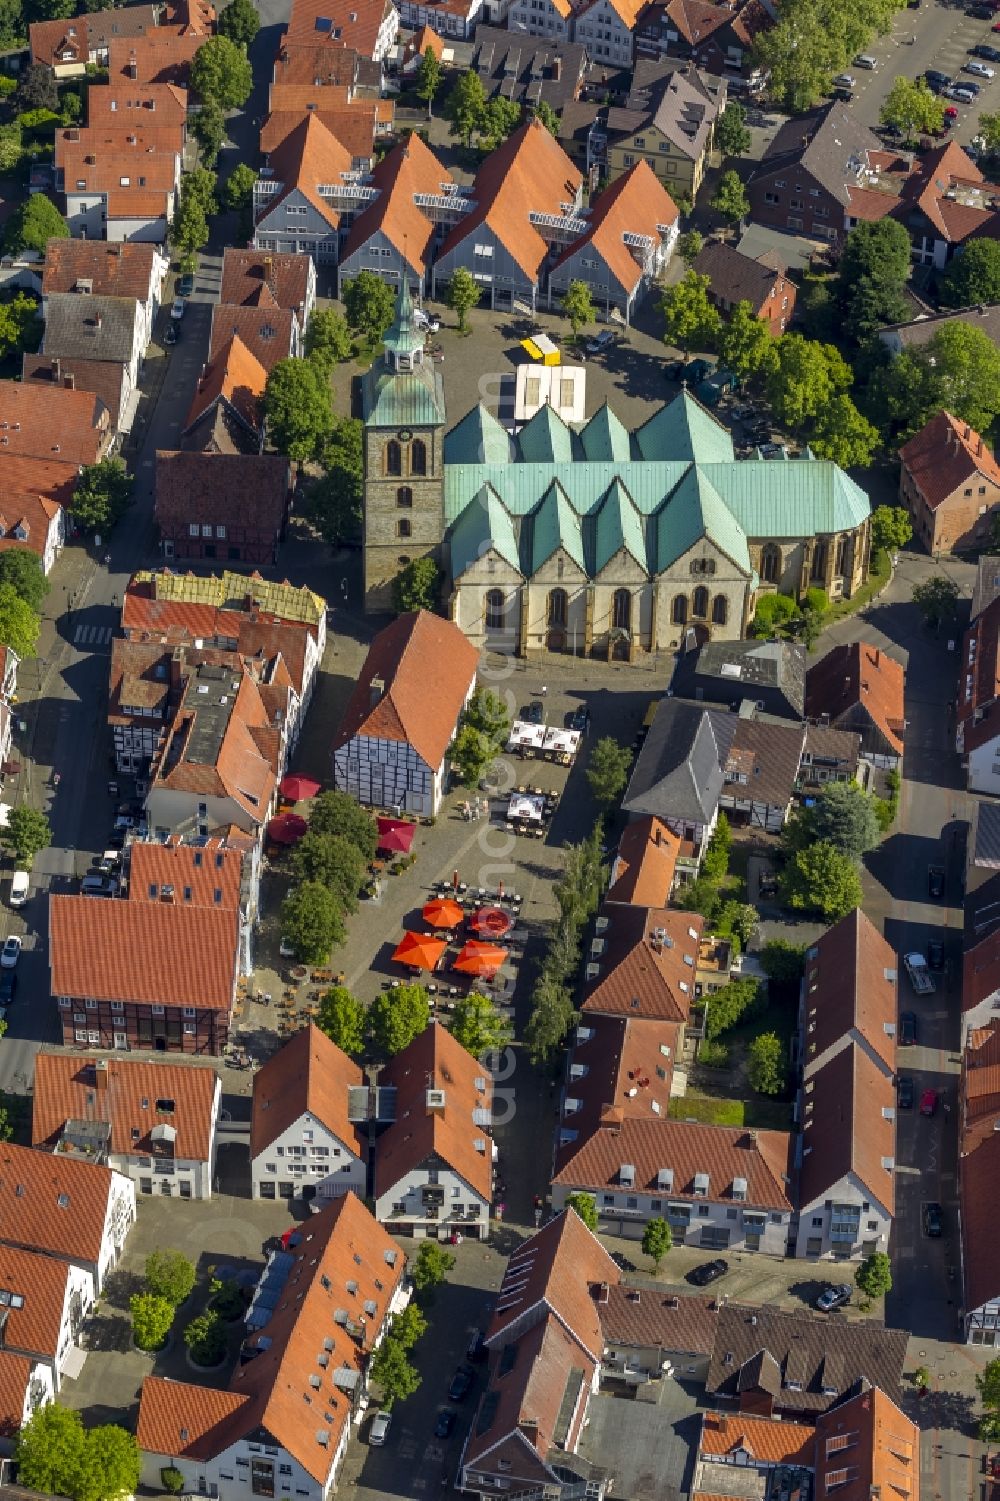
[879,303,1000,352]
[692,240,786,310]
[43,293,139,365]
[622,697,735,823]
[607,59,723,163]
[471,26,588,111]
[748,102,883,210]
[706,1304,908,1413]
[672,639,806,717]
[973,799,1000,871]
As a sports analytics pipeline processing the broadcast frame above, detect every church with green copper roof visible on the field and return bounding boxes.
[362,286,873,658]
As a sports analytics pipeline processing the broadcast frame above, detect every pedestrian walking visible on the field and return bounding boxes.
[540,685,547,697]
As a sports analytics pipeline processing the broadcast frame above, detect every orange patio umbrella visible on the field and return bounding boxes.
[392,932,447,972]
[469,906,513,939]
[422,897,464,930]
[453,940,508,978]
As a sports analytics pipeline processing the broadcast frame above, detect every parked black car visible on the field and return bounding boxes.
[928,866,945,899]
[899,1011,917,1046]
[434,1410,457,1438]
[568,706,591,734]
[923,1201,944,1237]
[897,1076,914,1109]
[522,701,544,725]
[687,1258,729,1287]
[448,1366,475,1402]
[928,939,945,970]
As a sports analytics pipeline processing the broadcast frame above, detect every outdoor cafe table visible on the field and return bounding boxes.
[508,720,547,752]
[542,727,582,759]
[508,791,546,823]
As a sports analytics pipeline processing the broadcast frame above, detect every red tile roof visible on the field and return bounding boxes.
[800,1042,896,1212]
[377,1022,493,1200]
[156,450,291,535]
[804,641,905,757]
[598,1284,718,1354]
[0,487,62,566]
[699,1412,815,1466]
[487,1207,620,1355]
[284,0,395,59]
[0,1140,123,1268]
[32,1052,219,1164]
[208,304,297,371]
[437,118,583,284]
[0,454,79,505]
[0,1351,33,1441]
[580,905,702,1022]
[0,378,111,466]
[555,161,678,296]
[901,409,1000,513]
[183,334,267,439]
[554,1012,681,1174]
[340,132,455,278]
[219,248,313,313]
[129,839,244,911]
[260,105,382,162]
[107,32,208,84]
[554,1117,794,1210]
[251,1022,367,1160]
[22,352,127,430]
[138,1194,406,1479]
[333,610,479,771]
[87,82,189,127]
[123,567,324,636]
[0,1243,76,1360]
[895,139,995,244]
[42,239,163,300]
[149,665,280,821]
[802,908,897,1077]
[813,1385,919,1501]
[269,45,367,89]
[261,112,354,231]
[963,927,1000,1015]
[49,894,239,1011]
[606,816,679,906]
[30,3,163,67]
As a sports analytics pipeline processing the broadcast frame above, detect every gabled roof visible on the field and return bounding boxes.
[183,334,267,441]
[530,480,586,573]
[960,1027,1000,1314]
[749,102,883,210]
[554,1011,682,1173]
[0,1243,76,1361]
[125,567,325,633]
[260,113,353,232]
[900,409,1000,512]
[699,1412,814,1468]
[622,697,734,824]
[963,926,1000,1015]
[799,1041,896,1213]
[672,638,806,717]
[436,118,583,285]
[655,464,751,574]
[895,138,994,244]
[553,161,678,298]
[723,717,804,811]
[332,610,479,770]
[486,1207,620,1356]
[606,816,680,906]
[251,1023,367,1160]
[0,1140,121,1269]
[340,132,455,277]
[0,1352,36,1442]
[376,1022,493,1200]
[107,31,207,84]
[813,1384,919,1501]
[802,909,897,1078]
[22,352,127,430]
[594,477,646,574]
[0,378,110,467]
[32,1052,220,1164]
[128,839,244,911]
[579,402,633,462]
[804,641,905,756]
[598,1283,718,1354]
[42,239,162,300]
[156,451,290,535]
[43,292,140,365]
[208,305,297,372]
[30,3,163,67]
[692,240,787,313]
[444,404,516,467]
[581,904,701,1022]
[0,488,64,565]
[220,249,313,313]
[85,82,189,126]
[262,106,382,162]
[283,0,395,60]
[636,388,734,464]
[138,1194,406,1481]
[608,59,720,164]
[518,402,576,465]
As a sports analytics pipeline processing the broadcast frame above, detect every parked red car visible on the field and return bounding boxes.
[920,1089,939,1117]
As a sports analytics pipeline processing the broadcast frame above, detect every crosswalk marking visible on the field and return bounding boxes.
[73,625,113,649]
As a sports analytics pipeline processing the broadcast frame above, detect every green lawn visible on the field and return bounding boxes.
[823,547,891,626]
[668,1093,793,1131]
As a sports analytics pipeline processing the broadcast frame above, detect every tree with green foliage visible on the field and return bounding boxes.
[525,970,575,1065]
[810,392,880,467]
[4,191,66,255]
[659,270,721,356]
[480,96,521,150]
[309,790,378,860]
[855,1250,893,1299]
[562,278,595,339]
[837,219,912,342]
[586,736,632,810]
[715,899,757,950]
[781,841,863,920]
[752,591,800,636]
[4,804,49,867]
[0,547,48,613]
[0,292,39,363]
[450,990,513,1058]
[184,1309,227,1366]
[793,780,881,859]
[565,1192,599,1231]
[169,183,211,260]
[870,504,912,556]
[711,169,749,225]
[879,322,1000,438]
[306,417,364,545]
[451,687,510,785]
[766,334,852,433]
[370,982,429,1055]
[747,1032,787,1096]
[391,1302,428,1351]
[15,63,57,113]
[391,556,441,614]
[752,0,844,113]
[146,1249,196,1305]
[280,881,346,964]
[317,985,367,1057]
[880,75,944,141]
[412,1240,455,1296]
[700,812,732,885]
[78,1425,143,1501]
[0,123,22,174]
[447,69,487,146]
[223,160,258,213]
[192,97,226,166]
[702,976,761,1040]
[677,228,704,265]
[16,1403,141,1501]
[264,358,332,462]
[73,457,132,535]
[370,1332,421,1405]
[977,1357,1000,1436]
[760,939,806,984]
[218,0,259,48]
[291,831,365,912]
[416,47,443,117]
[305,307,352,373]
[912,573,960,628]
[715,101,751,157]
[0,585,38,661]
[343,268,396,343]
[446,265,481,333]
[191,35,253,109]
[717,300,775,384]
[641,1217,672,1273]
[943,238,1000,307]
[181,165,218,217]
[533,99,559,136]
[554,827,606,928]
[131,1292,174,1350]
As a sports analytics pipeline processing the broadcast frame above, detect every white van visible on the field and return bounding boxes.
[10,871,28,907]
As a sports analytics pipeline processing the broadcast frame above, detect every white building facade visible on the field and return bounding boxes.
[251,1112,367,1203]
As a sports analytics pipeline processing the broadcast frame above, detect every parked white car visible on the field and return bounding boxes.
[1,935,21,968]
[832,73,856,88]
[9,871,28,908]
[965,60,996,78]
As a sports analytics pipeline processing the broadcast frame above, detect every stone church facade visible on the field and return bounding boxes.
[362,288,872,654]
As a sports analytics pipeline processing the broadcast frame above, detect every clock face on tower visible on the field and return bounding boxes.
[398,430,413,442]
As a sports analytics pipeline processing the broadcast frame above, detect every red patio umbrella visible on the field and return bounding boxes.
[268,812,308,845]
[280,773,321,802]
[422,897,464,930]
[392,932,447,971]
[453,940,508,978]
[377,817,417,854]
[469,906,513,939]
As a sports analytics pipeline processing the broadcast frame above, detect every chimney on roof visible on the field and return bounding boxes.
[553,55,561,80]
[874,649,880,667]
[369,675,385,708]
[128,50,138,78]
[94,312,102,329]
[95,1059,109,1091]
[50,358,60,384]
[63,372,75,390]
[655,827,662,845]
